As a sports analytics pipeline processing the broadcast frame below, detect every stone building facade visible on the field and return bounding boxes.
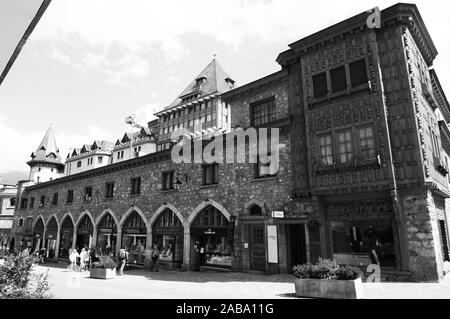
[12,3,450,281]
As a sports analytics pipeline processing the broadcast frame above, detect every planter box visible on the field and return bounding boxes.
[90,267,116,279]
[295,278,364,299]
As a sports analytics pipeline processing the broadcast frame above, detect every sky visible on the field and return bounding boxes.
[0,0,449,180]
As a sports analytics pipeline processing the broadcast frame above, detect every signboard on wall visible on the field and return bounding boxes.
[267,225,278,264]
[272,211,284,218]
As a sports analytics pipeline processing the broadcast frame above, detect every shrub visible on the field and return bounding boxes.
[292,258,361,281]
[334,265,362,280]
[91,255,117,270]
[0,252,52,299]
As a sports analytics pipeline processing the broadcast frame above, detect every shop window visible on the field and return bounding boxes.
[162,171,175,191]
[51,193,58,206]
[337,130,354,164]
[249,205,263,216]
[84,186,93,201]
[318,134,333,165]
[330,221,396,267]
[202,164,219,186]
[66,190,74,204]
[105,182,114,199]
[359,126,376,160]
[250,97,276,126]
[350,59,368,87]
[130,177,141,195]
[313,72,328,98]
[330,66,347,93]
[252,226,264,244]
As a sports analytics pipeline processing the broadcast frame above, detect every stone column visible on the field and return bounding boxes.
[183,225,190,270]
[116,229,122,257]
[55,231,61,258]
[71,231,77,250]
[92,228,98,248]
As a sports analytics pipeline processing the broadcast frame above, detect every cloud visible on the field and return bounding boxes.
[0,116,116,172]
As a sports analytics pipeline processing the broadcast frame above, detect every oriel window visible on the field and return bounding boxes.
[338,130,354,164]
[359,126,376,160]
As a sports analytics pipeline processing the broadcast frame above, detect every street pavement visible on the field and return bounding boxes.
[34,263,450,299]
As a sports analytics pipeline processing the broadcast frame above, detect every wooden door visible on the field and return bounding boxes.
[249,224,266,272]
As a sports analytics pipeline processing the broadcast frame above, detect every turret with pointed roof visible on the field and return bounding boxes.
[27,125,64,183]
[154,58,235,150]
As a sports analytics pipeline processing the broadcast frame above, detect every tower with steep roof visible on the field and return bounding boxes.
[154,58,235,151]
[27,125,64,183]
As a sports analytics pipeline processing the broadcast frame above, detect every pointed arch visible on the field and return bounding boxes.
[150,203,186,228]
[59,213,75,229]
[188,199,231,225]
[119,206,148,229]
[33,215,46,232]
[244,199,266,216]
[46,214,59,231]
[95,209,119,228]
[75,210,95,230]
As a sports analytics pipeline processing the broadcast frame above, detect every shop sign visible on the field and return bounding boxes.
[267,225,278,264]
[204,228,216,235]
[272,211,284,218]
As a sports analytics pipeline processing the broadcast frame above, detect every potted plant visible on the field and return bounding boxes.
[89,255,117,280]
[293,258,364,299]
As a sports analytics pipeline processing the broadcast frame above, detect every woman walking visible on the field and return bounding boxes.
[69,248,79,271]
[118,248,128,275]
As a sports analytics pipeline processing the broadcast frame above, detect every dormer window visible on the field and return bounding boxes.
[196,76,206,86]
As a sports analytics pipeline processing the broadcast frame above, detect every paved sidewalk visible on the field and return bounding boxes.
[35,264,450,299]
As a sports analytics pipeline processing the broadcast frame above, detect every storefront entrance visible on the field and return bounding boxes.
[152,208,183,269]
[190,205,232,270]
[45,217,58,258]
[249,224,266,272]
[32,218,45,253]
[58,217,74,259]
[76,215,93,251]
[286,224,307,273]
[96,213,117,256]
[121,211,146,265]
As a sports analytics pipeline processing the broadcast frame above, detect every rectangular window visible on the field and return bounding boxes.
[250,97,276,126]
[202,164,219,185]
[313,72,328,98]
[25,217,33,232]
[350,59,368,87]
[39,195,45,208]
[20,198,28,209]
[359,126,376,160]
[29,197,35,209]
[66,190,74,204]
[319,134,333,165]
[105,182,114,199]
[77,161,82,168]
[84,186,93,201]
[162,171,175,191]
[51,193,58,206]
[337,130,354,164]
[98,156,103,164]
[255,154,277,178]
[330,66,347,93]
[130,177,141,195]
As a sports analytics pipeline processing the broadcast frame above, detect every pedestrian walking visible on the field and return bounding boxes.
[79,248,87,271]
[69,248,79,271]
[150,243,160,272]
[39,247,46,264]
[118,248,128,275]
